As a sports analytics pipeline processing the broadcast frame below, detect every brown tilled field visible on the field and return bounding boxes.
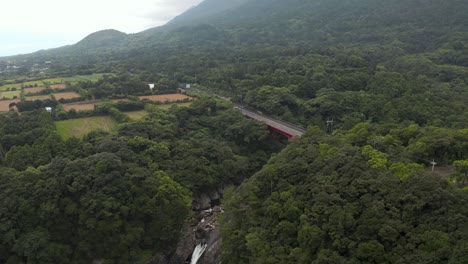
[26,92,80,101]
[24,87,46,94]
[50,84,67,90]
[0,99,20,112]
[63,103,96,112]
[138,94,192,102]
[26,95,51,101]
[111,99,130,103]
[53,92,81,100]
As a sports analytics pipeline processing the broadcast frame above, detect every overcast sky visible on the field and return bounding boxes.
[0,0,204,57]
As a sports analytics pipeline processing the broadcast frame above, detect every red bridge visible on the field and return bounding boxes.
[237,107,306,139]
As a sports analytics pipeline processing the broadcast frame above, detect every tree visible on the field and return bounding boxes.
[452,159,468,185]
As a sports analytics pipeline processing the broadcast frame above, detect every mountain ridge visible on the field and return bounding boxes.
[2,0,468,61]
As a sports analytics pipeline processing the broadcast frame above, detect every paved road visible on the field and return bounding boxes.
[184,88,306,137]
[237,107,306,137]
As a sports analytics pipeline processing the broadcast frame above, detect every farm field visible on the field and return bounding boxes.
[50,84,67,90]
[1,82,45,91]
[0,90,21,99]
[61,73,111,84]
[26,92,80,101]
[24,87,46,94]
[0,73,110,92]
[63,102,96,111]
[0,83,22,91]
[39,73,111,85]
[53,92,80,100]
[55,116,118,140]
[138,94,192,102]
[0,99,20,112]
[26,95,51,101]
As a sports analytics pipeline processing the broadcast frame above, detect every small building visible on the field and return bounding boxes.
[45,107,52,113]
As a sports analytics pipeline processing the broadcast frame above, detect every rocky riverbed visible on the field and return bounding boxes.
[149,192,224,264]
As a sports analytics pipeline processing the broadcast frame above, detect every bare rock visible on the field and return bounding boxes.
[193,193,212,210]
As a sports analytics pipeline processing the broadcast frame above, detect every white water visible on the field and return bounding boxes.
[190,243,207,264]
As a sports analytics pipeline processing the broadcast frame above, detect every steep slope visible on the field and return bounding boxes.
[167,0,249,26]
[4,0,467,64]
[222,128,468,263]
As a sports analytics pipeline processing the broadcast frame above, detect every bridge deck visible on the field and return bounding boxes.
[238,107,306,138]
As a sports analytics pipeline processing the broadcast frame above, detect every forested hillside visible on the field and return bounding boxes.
[0,100,279,263]
[222,126,468,263]
[1,0,468,263]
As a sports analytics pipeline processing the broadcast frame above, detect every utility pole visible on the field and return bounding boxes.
[430,160,437,172]
[326,117,334,134]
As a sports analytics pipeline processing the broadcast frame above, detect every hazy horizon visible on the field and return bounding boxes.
[0,0,203,57]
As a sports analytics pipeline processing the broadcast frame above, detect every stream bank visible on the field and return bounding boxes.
[149,191,224,264]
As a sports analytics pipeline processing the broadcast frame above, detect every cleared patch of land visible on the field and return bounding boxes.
[61,95,192,112]
[111,99,130,103]
[62,73,111,84]
[0,91,21,99]
[50,84,67,90]
[63,102,96,112]
[53,92,80,100]
[25,92,81,102]
[24,87,46,94]
[0,73,111,93]
[26,95,51,101]
[55,116,117,140]
[138,94,192,102]
[0,99,20,112]
[126,111,147,120]
[0,84,22,92]
[157,102,193,110]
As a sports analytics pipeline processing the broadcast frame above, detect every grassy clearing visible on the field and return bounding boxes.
[0,84,22,91]
[126,111,147,120]
[157,102,193,109]
[55,116,117,140]
[0,91,21,99]
[0,73,111,92]
[63,73,110,84]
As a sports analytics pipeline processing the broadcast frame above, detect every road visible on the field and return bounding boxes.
[236,106,306,138]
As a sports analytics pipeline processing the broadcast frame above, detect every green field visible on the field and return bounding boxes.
[0,90,21,99]
[42,74,110,85]
[55,116,117,140]
[0,84,22,92]
[126,111,147,120]
[62,73,111,84]
[0,73,112,92]
[157,102,193,109]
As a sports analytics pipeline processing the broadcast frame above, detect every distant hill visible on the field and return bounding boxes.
[74,29,128,50]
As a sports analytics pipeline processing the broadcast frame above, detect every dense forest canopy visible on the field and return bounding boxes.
[222,126,468,263]
[1,0,468,263]
[0,100,280,263]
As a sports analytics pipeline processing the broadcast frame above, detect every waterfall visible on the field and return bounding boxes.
[190,243,207,264]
